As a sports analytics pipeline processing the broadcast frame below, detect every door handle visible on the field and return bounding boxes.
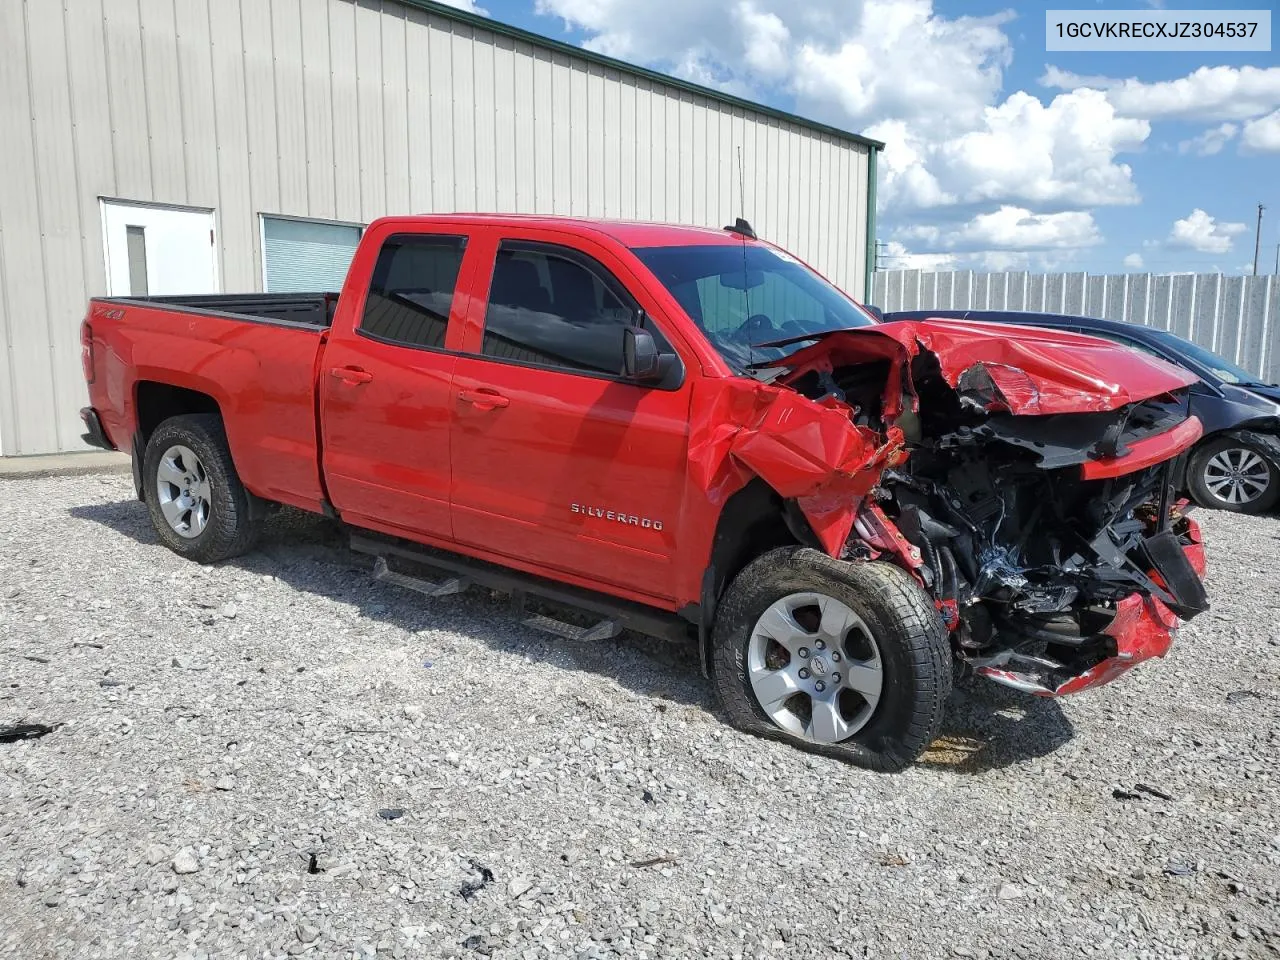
[458,388,510,410]
[330,366,373,385]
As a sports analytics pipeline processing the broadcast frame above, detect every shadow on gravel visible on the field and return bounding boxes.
[70,500,714,712]
[72,499,1075,769]
[921,681,1075,774]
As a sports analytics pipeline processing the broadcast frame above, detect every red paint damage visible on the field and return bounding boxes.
[977,517,1206,697]
[688,380,907,556]
[773,319,1199,417]
[696,317,1200,557]
[692,319,1208,699]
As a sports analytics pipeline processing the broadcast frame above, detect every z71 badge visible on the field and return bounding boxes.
[571,503,664,531]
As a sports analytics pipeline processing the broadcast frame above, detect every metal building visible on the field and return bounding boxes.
[0,0,881,457]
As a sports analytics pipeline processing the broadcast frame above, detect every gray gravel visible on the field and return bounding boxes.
[1,472,1278,959]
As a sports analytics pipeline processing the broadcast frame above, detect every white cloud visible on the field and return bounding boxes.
[538,0,1148,215]
[437,0,488,13]
[878,240,959,270]
[925,90,1146,210]
[1041,65,1280,122]
[1123,253,1144,270]
[738,3,791,80]
[1242,110,1280,153]
[942,206,1102,251]
[1178,123,1237,156]
[1167,209,1248,254]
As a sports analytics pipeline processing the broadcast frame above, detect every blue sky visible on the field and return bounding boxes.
[455,0,1279,275]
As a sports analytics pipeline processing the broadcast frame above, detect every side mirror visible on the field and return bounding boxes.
[863,303,885,322]
[622,326,662,382]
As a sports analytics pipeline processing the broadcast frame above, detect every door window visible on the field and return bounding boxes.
[359,235,467,349]
[481,245,637,375]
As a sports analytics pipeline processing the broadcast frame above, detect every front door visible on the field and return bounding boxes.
[449,238,692,604]
[101,200,218,295]
[320,230,474,541]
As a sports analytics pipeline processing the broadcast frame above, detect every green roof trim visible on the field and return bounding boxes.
[864,148,878,302]
[394,0,885,152]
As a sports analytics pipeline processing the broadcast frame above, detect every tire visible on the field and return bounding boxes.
[1187,432,1280,515]
[710,547,951,772]
[142,414,264,563]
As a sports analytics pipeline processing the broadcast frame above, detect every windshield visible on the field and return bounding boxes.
[633,244,876,369]
[1146,328,1266,385]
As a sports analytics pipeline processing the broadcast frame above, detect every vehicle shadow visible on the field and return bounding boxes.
[69,500,714,713]
[920,682,1075,774]
[70,499,1074,771]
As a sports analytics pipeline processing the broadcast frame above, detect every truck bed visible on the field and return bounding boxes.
[98,292,340,328]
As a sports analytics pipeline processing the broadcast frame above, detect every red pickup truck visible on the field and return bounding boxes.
[81,214,1208,771]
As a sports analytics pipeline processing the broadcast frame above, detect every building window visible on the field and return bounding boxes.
[261,216,362,293]
[359,235,467,349]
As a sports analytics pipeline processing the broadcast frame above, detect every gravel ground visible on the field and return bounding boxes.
[1,473,1278,960]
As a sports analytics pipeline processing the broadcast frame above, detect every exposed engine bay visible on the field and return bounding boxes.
[738,320,1213,697]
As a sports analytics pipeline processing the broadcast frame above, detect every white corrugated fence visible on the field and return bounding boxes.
[871,270,1280,383]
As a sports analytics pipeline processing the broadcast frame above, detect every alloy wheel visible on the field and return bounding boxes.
[1203,447,1271,506]
[746,592,884,744]
[156,444,212,538]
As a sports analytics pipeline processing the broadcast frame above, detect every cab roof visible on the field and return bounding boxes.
[386,213,759,249]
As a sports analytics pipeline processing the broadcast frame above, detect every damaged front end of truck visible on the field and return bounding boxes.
[699,319,1209,698]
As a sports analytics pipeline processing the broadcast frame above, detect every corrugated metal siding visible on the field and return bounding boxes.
[872,269,1280,384]
[0,0,872,455]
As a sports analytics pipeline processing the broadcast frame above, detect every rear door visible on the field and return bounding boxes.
[320,227,476,540]
[448,231,693,604]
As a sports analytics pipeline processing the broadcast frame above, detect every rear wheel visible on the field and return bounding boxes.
[1188,434,1280,514]
[143,414,264,563]
[710,547,951,772]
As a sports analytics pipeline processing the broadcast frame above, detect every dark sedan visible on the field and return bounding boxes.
[884,309,1280,514]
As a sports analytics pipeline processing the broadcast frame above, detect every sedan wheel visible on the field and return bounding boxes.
[1202,447,1270,506]
[1188,434,1280,515]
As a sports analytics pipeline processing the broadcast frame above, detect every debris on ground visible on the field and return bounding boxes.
[459,860,495,901]
[629,856,678,869]
[1226,689,1263,703]
[377,808,404,821]
[0,721,59,744]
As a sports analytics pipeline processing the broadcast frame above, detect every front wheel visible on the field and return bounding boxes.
[710,547,951,772]
[142,414,264,563]
[1187,433,1280,514]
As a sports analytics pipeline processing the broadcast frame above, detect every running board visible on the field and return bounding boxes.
[371,557,470,598]
[348,533,692,644]
[521,613,622,643]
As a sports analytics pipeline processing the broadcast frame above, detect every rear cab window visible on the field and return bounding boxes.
[359,235,467,349]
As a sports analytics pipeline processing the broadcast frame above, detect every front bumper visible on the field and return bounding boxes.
[976,517,1206,698]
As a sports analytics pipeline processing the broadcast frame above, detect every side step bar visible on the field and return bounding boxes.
[372,557,470,598]
[349,533,691,644]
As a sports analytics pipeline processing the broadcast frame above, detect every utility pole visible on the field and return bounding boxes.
[1275,242,1279,276]
[1253,202,1265,276]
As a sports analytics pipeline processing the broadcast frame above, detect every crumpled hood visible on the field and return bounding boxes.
[775,319,1200,416]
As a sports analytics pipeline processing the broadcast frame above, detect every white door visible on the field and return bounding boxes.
[102,200,218,296]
